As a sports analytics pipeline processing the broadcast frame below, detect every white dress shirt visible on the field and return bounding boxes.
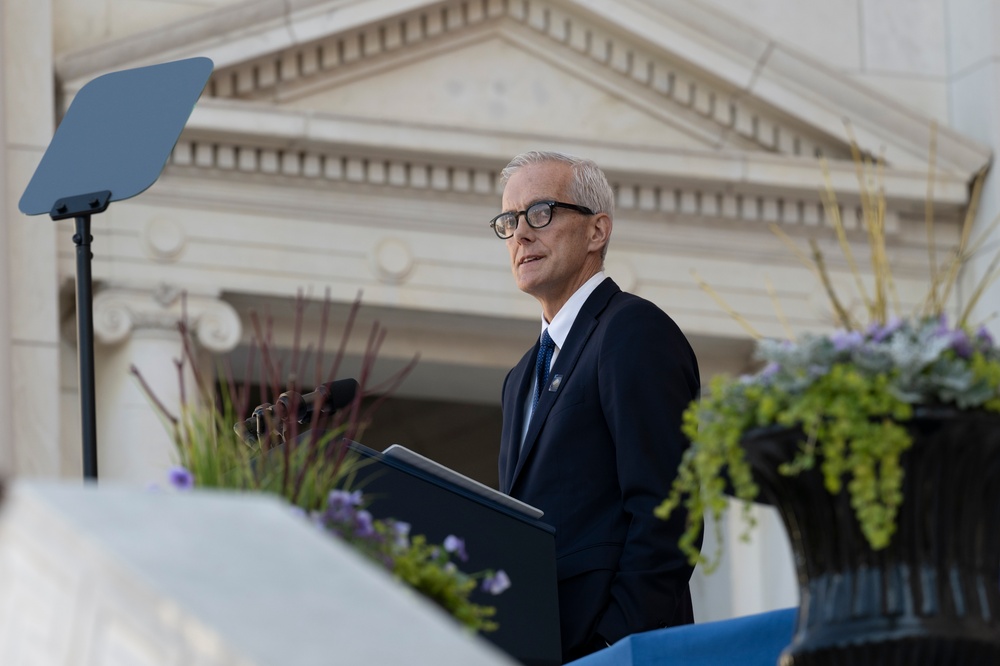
[521,271,607,446]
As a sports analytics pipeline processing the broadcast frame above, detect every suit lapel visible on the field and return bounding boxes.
[501,347,535,492]
[508,278,621,490]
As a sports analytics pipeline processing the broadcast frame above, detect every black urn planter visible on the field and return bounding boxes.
[741,408,1000,665]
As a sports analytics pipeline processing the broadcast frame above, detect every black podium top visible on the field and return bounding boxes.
[346,441,562,666]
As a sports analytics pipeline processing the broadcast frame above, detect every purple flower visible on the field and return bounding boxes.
[830,329,864,352]
[867,316,902,342]
[935,313,950,335]
[167,466,194,490]
[392,521,411,549]
[482,569,511,595]
[326,489,363,522]
[443,535,468,562]
[977,325,995,348]
[353,510,375,539]
[759,362,781,380]
[948,329,974,359]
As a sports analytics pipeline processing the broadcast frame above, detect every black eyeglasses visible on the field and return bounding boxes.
[489,200,595,239]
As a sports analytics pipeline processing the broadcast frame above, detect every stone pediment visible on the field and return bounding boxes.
[46,0,998,368]
[272,33,718,153]
[56,0,990,193]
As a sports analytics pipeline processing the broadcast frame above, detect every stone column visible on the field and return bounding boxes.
[0,0,11,475]
[1,0,59,477]
[92,286,241,484]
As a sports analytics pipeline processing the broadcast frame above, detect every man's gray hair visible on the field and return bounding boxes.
[500,151,615,219]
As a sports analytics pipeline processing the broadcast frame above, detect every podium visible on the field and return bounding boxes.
[345,441,562,666]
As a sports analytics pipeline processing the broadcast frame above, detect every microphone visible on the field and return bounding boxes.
[237,378,359,445]
[284,377,360,422]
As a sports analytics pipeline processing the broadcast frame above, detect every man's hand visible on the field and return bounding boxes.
[240,390,305,451]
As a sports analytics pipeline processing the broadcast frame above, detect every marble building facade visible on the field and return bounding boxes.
[2,0,998,621]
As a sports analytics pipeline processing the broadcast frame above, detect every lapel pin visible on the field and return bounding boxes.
[548,374,562,392]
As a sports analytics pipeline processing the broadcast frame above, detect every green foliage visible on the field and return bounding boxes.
[317,490,508,634]
[139,295,506,633]
[658,318,1000,570]
[390,535,498,633]
[169,391,356,511]
[666,144,1000,572]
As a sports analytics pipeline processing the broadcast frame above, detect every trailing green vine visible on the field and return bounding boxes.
[657,318,1000,570]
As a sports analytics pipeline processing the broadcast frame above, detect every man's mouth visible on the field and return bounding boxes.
[519,255,542,265]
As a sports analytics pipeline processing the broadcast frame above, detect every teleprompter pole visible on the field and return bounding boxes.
[52,190,111,480]
[74,214,98,479]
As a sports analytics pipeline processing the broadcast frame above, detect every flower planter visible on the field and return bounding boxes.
[741,408,1000,665]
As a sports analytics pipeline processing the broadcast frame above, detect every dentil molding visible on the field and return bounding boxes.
[93,285,242,353]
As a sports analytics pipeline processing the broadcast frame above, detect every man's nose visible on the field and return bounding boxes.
[511,214,534,242]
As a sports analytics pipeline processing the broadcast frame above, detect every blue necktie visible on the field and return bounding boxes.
[532,330,555,416]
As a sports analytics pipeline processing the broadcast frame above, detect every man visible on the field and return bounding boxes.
[493,151,700,662]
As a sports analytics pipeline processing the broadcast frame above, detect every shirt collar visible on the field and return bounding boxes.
[540,271,606,349]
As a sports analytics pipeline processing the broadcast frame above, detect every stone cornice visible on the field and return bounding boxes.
[155,140,966,247]
[175,99,971,218]
[54,0,990,179]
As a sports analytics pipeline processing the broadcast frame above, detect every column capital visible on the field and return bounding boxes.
[93,285,242,353]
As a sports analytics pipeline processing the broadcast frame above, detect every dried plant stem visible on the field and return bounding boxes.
[362,354,421,428]
[938,169,991,308]
[959,248,1000,326]
[875,175,902,317]
[924,122,940,312]
[809,239,856,329]
[768,224,823,280]
[690,270,762,339]
[326,295,362,384]
[768,223,855,329]
[820,191,872,320]
[129,364,179,426]
[250,311,281,401]
[290,290,306,383]
[870,156,897,321]
[866,187,892,323]
[314,287,332,387]
[836,139,875,317]
[764,276,796,341]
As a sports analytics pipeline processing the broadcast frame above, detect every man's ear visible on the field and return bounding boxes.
[589,213,612,252]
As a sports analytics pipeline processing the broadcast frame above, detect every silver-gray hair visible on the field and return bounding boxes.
[500,151,615,218]
[500,151,614,257]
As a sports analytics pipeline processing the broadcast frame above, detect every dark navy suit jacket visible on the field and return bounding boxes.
[499,278,700,662]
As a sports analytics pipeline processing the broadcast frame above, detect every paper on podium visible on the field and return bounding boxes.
[382,445,544,520]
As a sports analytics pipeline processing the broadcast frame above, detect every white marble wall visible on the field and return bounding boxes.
[947,0,1000,336]
[0,0,12,474]
[693,0,997,332]
[52,0,242,53]
[700,0,951,123]
[1,0,62,477]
